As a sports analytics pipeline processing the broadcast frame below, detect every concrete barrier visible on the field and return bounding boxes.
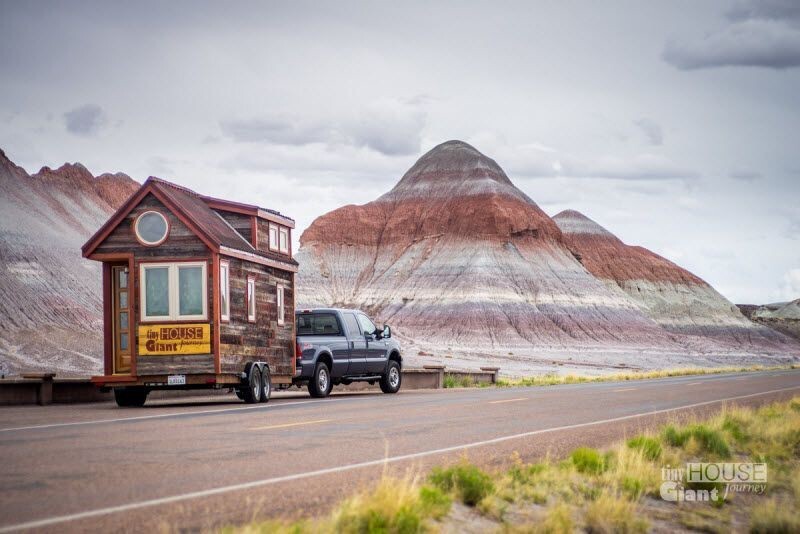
[0,365,500,405]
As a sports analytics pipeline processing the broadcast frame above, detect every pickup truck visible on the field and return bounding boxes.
[294,308,402,397]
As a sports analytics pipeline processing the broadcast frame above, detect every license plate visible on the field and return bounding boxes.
[167,375,186,386]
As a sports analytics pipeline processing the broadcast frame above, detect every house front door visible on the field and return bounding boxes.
[112,265,131,374]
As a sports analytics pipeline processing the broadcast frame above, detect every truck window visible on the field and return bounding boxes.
[342,313,361,337]
[357,314,377,335]
[296,313,342,336]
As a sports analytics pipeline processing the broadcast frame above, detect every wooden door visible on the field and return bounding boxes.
[112,265,132,374]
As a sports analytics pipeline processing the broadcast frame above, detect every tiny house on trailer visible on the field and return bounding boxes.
[82,177,297,406]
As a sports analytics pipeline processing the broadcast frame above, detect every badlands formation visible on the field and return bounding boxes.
[0,150,138,375]
[297,140,800,373]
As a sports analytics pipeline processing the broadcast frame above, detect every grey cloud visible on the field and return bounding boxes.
[663,19,800,70]
[219,97,426,156]
[633,118,663,145]
[730,170,763,180]
[63,104,107,136]
[726,0,800,23]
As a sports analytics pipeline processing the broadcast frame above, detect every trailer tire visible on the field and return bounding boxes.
[114,387,148,407]
[260,365,272,403]
[241,364,263,404]
[308,362,332,398]
[380,361,401,394]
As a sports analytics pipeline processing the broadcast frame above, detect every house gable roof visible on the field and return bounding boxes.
[82,177,298,271]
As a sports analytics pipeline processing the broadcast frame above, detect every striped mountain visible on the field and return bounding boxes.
[297,140,799,370]
[0,150,138,375]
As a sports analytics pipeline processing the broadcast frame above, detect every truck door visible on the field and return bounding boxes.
[342,312,366,375]
[358,313,387,374]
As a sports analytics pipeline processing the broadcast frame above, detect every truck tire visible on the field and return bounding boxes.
[241,364,263,404]
[114,387,148,407]
[380,361,401,394]
[308,362,332,398]
[260,365,272,403]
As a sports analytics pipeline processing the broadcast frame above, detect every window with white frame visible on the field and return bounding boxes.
[269,224,279,251]
[220,261,230,321]
[279,227,289,254]
[247,277,256,322]
[277,285,285,326]
[140,262,207,321]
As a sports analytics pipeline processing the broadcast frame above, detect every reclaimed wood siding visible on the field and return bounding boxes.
[254,218,291,256]
[220,257,295,377]
[216,211,252,244]
[94,194,215,375]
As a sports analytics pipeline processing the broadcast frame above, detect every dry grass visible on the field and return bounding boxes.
[227,397,800,533]
[495,364,798,389]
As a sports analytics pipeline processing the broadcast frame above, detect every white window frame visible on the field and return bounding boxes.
[247,276,256,323]
[276,285,285,326]
[134,210,169,246]
[139,261,208,322]
[279,227,289,254]
[268,224,279,251]
[220,260,230,322]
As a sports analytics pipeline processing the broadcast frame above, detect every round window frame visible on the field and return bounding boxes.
[133,210,170,246]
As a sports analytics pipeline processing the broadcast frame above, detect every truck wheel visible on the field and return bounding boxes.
[308,362,332,398]
[380,361,401,394]
[241,365,263,404]
[114,387,149,407]
[260,366,272,403]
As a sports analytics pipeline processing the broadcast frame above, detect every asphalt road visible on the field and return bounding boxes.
[0,369,798,533]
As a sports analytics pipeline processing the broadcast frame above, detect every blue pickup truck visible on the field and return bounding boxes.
[293,308,403,397]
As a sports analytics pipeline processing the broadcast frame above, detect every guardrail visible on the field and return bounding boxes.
[0,366,500,405]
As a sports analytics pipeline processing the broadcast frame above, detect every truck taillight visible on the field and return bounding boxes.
[296,342,311,361]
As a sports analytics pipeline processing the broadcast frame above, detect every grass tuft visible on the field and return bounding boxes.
[570,447,607,475]
[749,498,800,533]
[626,436,662,461]
[583,493,648,533]
[429,462,495,506]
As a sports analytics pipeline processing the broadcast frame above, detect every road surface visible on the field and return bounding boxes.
[0,369,798,532]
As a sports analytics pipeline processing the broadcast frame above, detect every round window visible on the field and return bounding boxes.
[135,211,169,245]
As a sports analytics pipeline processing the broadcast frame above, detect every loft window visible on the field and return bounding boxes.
[269,224,279,251]
[247,277,256,322]
[277,285,285,326]
[279,227,289,254]
[220,261,230,321]
[134,211,169,246]
[140,262,207,322]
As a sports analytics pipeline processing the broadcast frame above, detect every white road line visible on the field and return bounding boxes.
[489,397,527,404]
[1,384,797,533]
[685,382,703,386]
[0,398,345,433]
[613,388,637,392]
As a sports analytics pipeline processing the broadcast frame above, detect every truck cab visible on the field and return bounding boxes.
[294,308,402,397]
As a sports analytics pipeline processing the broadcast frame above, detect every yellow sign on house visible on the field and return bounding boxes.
[138,323,211,356]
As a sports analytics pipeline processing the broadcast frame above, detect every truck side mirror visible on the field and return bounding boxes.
[383,325,391,338]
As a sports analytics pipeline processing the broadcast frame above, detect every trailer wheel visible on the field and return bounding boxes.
[235,388,245,400]
[308,362,332,398]
[114,387,149,407]
[241,364,263,404]
[260,366,272,403]
[380,361,401,394]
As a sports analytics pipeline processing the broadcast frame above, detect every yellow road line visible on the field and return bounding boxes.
[251,419,331,431]
[489,397,528,404]
[686,382,703,386]
[613,387,638,392]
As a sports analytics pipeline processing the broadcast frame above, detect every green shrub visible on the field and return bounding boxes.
[417,485,451,519]
[662,424,731,458]
[570,447,607,475]
[429,462,495,506]
[663,425,689,447]
[626,436,662,461]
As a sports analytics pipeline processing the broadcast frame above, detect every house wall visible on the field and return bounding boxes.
[95,193,215,376]
[216,211,253,245]
[255,218,292,257]
[220,256,295,378]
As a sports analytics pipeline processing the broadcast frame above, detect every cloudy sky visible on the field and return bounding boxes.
[1,0,798,303]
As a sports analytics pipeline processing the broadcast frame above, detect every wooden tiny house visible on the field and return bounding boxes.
[82,177,297,406]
